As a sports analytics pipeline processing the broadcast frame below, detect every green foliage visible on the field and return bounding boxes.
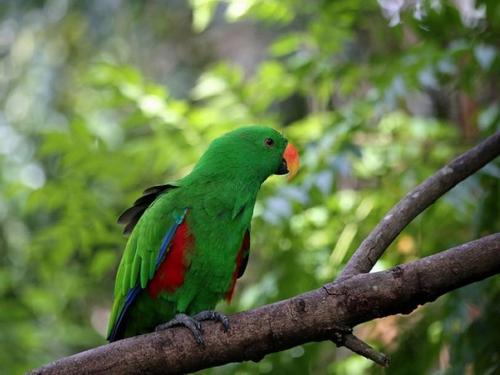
[0,1,498,374]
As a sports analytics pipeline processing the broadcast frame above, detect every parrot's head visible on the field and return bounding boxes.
[193,126,300,183]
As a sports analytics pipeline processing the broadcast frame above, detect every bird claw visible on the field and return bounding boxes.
[155,311,230,345]
[155,313,204,345]
[194,310,230,332]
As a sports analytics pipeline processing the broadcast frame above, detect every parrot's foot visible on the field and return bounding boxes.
[155,313,204,345]
[154,311,230,345]
[193,310,230,332]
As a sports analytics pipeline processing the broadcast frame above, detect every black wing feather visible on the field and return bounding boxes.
[117,184,177,234]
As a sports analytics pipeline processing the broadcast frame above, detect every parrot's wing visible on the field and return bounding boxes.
[107,185,187,341]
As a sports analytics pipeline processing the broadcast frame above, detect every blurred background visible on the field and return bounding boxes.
[0,0,499,374]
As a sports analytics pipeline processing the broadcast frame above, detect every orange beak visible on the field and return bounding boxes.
[283,143,300,180]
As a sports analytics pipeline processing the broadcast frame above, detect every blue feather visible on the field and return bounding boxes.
[154,208,188,268]
[108,286,141,341]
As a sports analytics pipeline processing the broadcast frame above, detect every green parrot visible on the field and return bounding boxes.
[107,126,300,343]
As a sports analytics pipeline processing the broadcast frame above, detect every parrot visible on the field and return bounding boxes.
[107,126,300,343]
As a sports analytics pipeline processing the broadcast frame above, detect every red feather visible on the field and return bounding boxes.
[147,221,193,299]
[225,231,250,303]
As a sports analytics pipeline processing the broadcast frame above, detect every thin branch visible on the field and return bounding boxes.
[331,332,390,367]
[31,234,500,375]
[339,131,500,280]
[335,334,390,367]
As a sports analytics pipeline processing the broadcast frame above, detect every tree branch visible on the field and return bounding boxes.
[31,234,500,375]
[333,333,390,367]
[333,132,499,364]
[339,131,500,280]
[30,134,500,373]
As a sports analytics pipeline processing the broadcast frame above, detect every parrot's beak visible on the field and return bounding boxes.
[282,143,300,180]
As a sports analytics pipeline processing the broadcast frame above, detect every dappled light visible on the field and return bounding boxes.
[0,1,498,374]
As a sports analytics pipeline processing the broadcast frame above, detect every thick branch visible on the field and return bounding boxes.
[339,131,500,279]
[31,234,500,375]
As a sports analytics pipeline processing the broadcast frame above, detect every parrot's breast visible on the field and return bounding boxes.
[162,196,254,314]
[132,182,258,328]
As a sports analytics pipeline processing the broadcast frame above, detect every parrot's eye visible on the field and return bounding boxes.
[264,138,274,147]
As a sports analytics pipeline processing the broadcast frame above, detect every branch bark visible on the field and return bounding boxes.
[31,234,500,375]
[339,131,500,279]
[333,131,499,364]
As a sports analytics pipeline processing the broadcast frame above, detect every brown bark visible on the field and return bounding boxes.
[31,235,500,374]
